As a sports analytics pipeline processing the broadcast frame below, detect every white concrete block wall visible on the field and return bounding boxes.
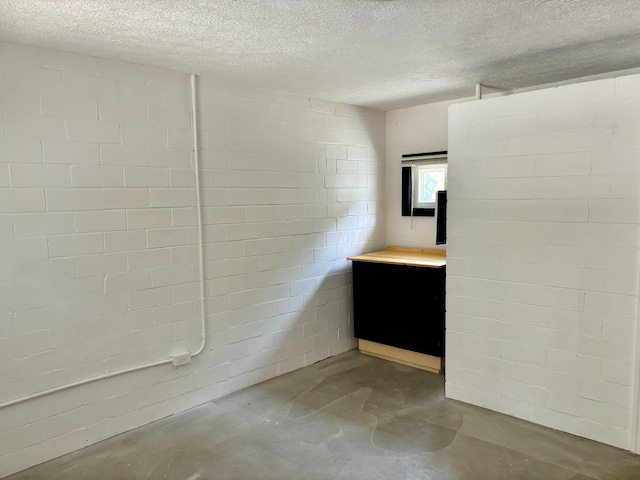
[384,67,640,250]
[195,76,386,391]
[0,42,386,477]
[446,74,640,449]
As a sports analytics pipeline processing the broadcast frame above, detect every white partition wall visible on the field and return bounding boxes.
[446,75,640,449]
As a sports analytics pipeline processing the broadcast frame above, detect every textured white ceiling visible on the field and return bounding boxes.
[1,0,639,110]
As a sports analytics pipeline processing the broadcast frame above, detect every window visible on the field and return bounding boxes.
[414,163,447,210]
[401,152,447,217]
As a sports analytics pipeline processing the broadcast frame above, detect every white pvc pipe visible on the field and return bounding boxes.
[0,359,172,409]
[475,83,483,100]
[190,73,207,357]
[0,73,207,410]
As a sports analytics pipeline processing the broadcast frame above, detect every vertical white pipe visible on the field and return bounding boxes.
[475,83,483,100]
[190,73,207,356]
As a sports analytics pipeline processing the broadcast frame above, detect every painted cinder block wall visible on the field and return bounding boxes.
[446,75,640,449]
[0,42,386,477]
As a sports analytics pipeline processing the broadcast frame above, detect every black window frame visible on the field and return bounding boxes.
[401,151,447,218]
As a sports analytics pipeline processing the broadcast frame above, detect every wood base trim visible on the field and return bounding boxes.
[358,339,443,374]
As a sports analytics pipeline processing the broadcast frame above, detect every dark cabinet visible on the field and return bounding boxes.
[350,249,446,359]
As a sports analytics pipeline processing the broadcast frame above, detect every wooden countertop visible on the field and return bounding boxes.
[348,246,446,268]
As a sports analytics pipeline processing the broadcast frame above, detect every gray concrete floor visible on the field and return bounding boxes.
[7,351,640,480]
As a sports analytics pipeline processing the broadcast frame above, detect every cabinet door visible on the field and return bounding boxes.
[352,261,445,357]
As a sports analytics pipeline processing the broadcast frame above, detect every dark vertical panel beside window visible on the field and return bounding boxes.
[435,190,447,245]
[401,166,412,216]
